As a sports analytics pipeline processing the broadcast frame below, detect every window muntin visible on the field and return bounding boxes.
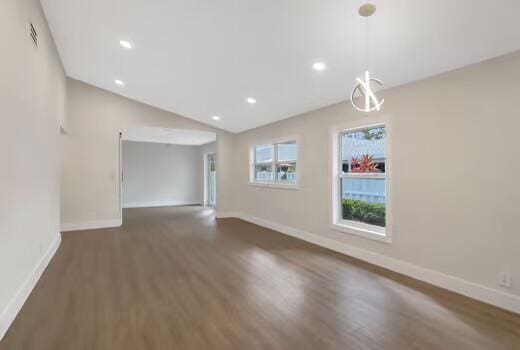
[253,141,297,185]
[339,126,387,231]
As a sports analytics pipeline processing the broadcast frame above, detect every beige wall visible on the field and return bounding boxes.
[62,79,234,229]
[230,52,520,302]
[0,0,66,337]
[215,135,236,213]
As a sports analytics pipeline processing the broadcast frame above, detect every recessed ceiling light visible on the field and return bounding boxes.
[212,115,221,121]
[114,79,125,86]
[119,40,133,49]
[313,61,327,71]
[246,97,257,104]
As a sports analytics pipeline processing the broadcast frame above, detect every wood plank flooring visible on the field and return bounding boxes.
[1,206,519,349]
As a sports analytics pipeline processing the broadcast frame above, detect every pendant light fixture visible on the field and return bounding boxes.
[351,3,385,113]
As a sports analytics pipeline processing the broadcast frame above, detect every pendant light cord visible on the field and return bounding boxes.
[365,15,369,72]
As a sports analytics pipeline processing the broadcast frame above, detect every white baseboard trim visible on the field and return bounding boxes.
[232,212,520,314]
[215,211,239,219]
[123,201,201,209]
[0,234,61,341]
[61,219,122,232]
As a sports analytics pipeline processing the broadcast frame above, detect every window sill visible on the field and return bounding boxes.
[331,222,391,244]
[248,182,301,191]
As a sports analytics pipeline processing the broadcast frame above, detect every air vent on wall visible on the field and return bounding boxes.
[29,22,38,47]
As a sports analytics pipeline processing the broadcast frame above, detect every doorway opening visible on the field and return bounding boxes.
[206,153,217,207]
[118,126,217,224]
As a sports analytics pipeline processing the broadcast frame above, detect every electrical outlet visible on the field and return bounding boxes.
[499,272,512,288]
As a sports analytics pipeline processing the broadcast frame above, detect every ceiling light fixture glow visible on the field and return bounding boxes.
[246,97,257,104]
[313,61,326,71]
[212,115,221,121]
[114,79,125,86]
[119,40,133,49]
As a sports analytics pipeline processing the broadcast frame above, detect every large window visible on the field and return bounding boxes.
[252,141,297,185]
[334,124,389,241]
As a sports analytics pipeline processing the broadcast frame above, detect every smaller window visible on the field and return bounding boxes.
[252,141,297,185]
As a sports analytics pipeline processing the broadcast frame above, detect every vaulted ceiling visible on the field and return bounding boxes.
[42,0,520,133]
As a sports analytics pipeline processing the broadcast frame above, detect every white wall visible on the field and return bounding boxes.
[228,52,520,312]
[122,141,203,208]
[0,0,65,339]
[200,141,216,158]
[61,78,234,231]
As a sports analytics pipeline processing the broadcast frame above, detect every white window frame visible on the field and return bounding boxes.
[331,119,392,243]
[249,137,300,190]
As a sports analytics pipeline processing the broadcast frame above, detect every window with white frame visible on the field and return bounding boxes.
[252,141,297,185]
[335,124,388,238]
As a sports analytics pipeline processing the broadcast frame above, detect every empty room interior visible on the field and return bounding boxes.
[121,127,217,213]
[1,0,520,349]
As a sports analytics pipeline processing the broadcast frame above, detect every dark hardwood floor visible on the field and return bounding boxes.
[1,206,519,349]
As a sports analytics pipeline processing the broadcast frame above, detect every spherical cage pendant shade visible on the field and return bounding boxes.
[351,71,385,113]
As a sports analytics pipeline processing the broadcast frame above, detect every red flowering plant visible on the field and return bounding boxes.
[350,154,380,173]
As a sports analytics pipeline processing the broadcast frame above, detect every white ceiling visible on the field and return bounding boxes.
[123,127,216,146]
[42,0,520,133]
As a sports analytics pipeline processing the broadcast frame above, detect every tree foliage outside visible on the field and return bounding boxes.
[346,127,386,141]
[342,199,385,227]
[361,127,386,140]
